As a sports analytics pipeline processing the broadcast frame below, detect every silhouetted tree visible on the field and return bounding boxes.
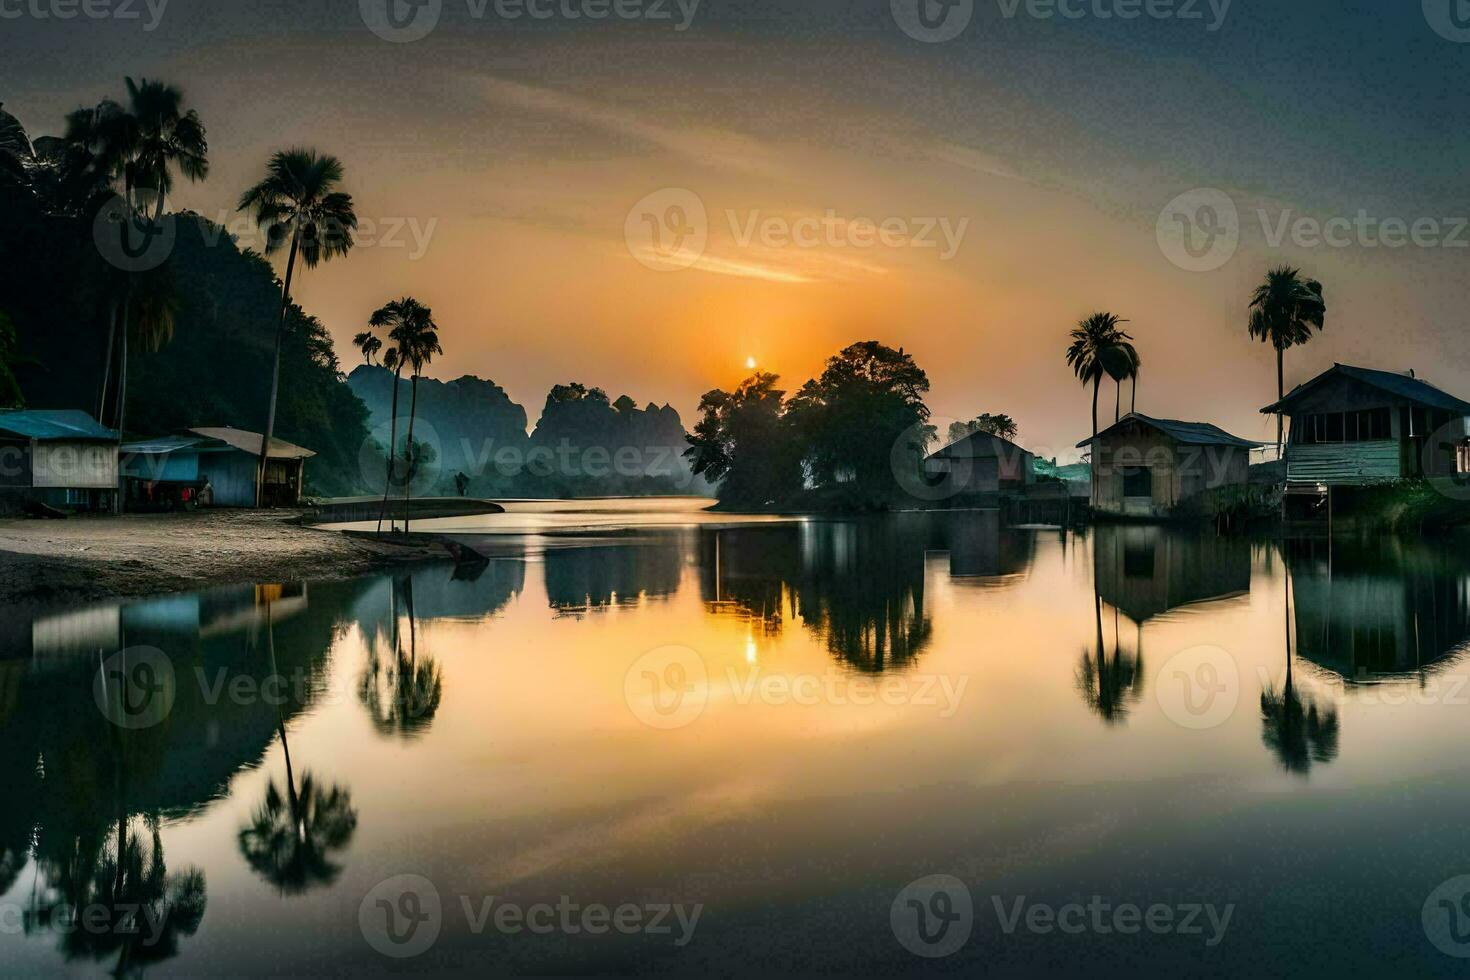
[1249,266,1326,454]
[947,413,1019,444]
[238,149,356,505]
[785,341,932,500]
[686,371,803,507]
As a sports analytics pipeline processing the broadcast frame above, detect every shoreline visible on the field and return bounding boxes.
[0,509,447,608]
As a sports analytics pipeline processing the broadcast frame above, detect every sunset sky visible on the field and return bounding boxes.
[7,0,1470,460]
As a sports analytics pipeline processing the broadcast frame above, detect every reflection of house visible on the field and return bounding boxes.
[0,409,119,512]
[1289,539,1470,680]
[924,432,1035,496]
[1078,414,1259,519]
[1264,364,1470,492]
[934,510,1035,585]
[1093,525,1250,624]
[122,427,315,508]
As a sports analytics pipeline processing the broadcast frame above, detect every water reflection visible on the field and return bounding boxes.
[1286,536,1470,682]
[544,539,683,615]
[699,521,936,672]
[1075,588,1144,724]
[359,577,443,738]
[238,595,359,895]
[1261,577,1340,775]
[1093,524,1251,626]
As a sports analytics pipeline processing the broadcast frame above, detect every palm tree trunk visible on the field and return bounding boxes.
[112,291,132,515]
[401,374,419,535]
[1131,372,1138,415]
[1090,374,1100,505]
[257,229,301,508]
[1276,347,1285,458]
[1115,379,1121,423]
[98,298,118,422]
[375,366,403,536]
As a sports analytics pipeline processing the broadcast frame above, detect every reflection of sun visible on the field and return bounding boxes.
[746,357,758,370]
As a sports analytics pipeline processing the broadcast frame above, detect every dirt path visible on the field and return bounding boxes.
[0,509,445,606]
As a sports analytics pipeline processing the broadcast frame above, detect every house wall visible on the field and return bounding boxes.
[32,441,117,489]
[924,457,1000,494]
[1092,428,1249,518]
[123,450,202,483]
[1286,442,1401,485]
[0,438,32,488]
[200,450,260,507]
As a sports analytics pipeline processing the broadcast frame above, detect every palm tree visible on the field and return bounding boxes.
[238,149,357,506]
[397,310,443,535]
[0,102,33,188]
[1066,312,1130,499]
[120,77,208,226]
[1249,266,1326,454]
[352,331,382,366]
[1260,574,1339,774]
[1102,339,1141,423]
[365,298,437,535]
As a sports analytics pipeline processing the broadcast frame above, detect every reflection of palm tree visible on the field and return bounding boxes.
[28,815,206,977]
[1261,573,1340,774]
[237,769,357,895]
[238,601,358,894]
[360,577,443,737]
[1075,589,1144,724]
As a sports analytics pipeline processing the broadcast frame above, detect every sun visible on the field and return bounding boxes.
[746,356,758,370]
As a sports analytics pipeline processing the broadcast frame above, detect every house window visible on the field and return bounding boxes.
[1122,467,1151,498]
[1295,408,1391,445]
[1459,443,1470,474]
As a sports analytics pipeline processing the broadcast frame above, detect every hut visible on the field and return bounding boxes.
[1077,413,1260,519]
[0,409,119,513]
[1262,364,1470,494]
[122,427,315,508]
[923,431,1035,497]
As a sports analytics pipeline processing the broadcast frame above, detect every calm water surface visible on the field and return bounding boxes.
[5,504,1470,976]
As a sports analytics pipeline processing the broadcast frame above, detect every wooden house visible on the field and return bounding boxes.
[0,409,119,512]
[1262,364,1470,493]
[122,427,315,508]
[1077,413,1260,519]
[923,431,1035,496]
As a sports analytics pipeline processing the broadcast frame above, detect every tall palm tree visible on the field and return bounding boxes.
[120,77,208,225]
[86,80,206,512]
[365,298,437,535]
[1249,266,1326,454]
[1066,312,1130,499]
[238,149,357,506]
[352,331,382,366]
[398,310,443,535]
[1102,338,1141,423]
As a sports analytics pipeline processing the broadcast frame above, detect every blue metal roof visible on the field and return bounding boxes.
[1262,364,1470,415]
[0,409,118,442]
[1077,413,1262,449]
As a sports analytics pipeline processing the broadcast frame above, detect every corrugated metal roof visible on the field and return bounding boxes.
[1262,364,1470,415]
[122,435,206,454]
[1077,413,1262,449]
[927,431,1032,461]
[187,427,316,459]
[0,409,118,442]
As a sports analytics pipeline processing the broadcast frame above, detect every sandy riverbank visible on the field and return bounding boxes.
[0,509,446,606]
